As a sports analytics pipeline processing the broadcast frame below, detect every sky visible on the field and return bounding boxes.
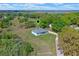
[0,3,79,10]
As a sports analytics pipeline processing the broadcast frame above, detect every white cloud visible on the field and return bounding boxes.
[0,3,79,10]
[25,4,57,10]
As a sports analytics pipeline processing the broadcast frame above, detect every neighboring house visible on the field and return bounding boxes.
[70,25,79,30]
[32,28,48,36]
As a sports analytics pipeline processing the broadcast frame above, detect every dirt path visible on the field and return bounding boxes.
[48,31,64,56]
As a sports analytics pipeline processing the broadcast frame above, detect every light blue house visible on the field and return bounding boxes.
[32,28,48,36]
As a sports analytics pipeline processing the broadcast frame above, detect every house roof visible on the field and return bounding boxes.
[32,28,48,34]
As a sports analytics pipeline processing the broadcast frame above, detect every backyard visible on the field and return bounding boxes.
[21,28,56,56]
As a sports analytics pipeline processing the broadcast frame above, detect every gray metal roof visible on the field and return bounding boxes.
[32,28,48,34]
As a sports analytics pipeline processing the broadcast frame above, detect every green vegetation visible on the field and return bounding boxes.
[51,19,66,32]
[25,21,36,28]
[0,30,34,56]
[38,12,79,32]
[0,12,79,56]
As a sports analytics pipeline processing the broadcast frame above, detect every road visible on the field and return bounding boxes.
[48,31,64,56]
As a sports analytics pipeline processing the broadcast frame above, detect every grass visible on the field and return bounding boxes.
[25,28,56,56]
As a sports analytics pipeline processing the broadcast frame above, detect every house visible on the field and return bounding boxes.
[32,28,48,36]
[70,25,79,30]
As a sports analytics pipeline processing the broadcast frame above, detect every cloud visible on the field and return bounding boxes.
[0,3,79,10]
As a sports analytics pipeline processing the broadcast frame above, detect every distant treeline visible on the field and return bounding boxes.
[0,10,79,13]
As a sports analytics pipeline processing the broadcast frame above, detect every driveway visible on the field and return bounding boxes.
[48,31,64,56]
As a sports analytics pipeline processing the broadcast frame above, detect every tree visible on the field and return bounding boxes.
[38,14,54,28]
[0,13,14,28]
[25,21,36,28]
[59,27,79,56]
[51,19,67,32]
[18,16,28,23]
[61,12,79,25]
[39,19,48,28]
